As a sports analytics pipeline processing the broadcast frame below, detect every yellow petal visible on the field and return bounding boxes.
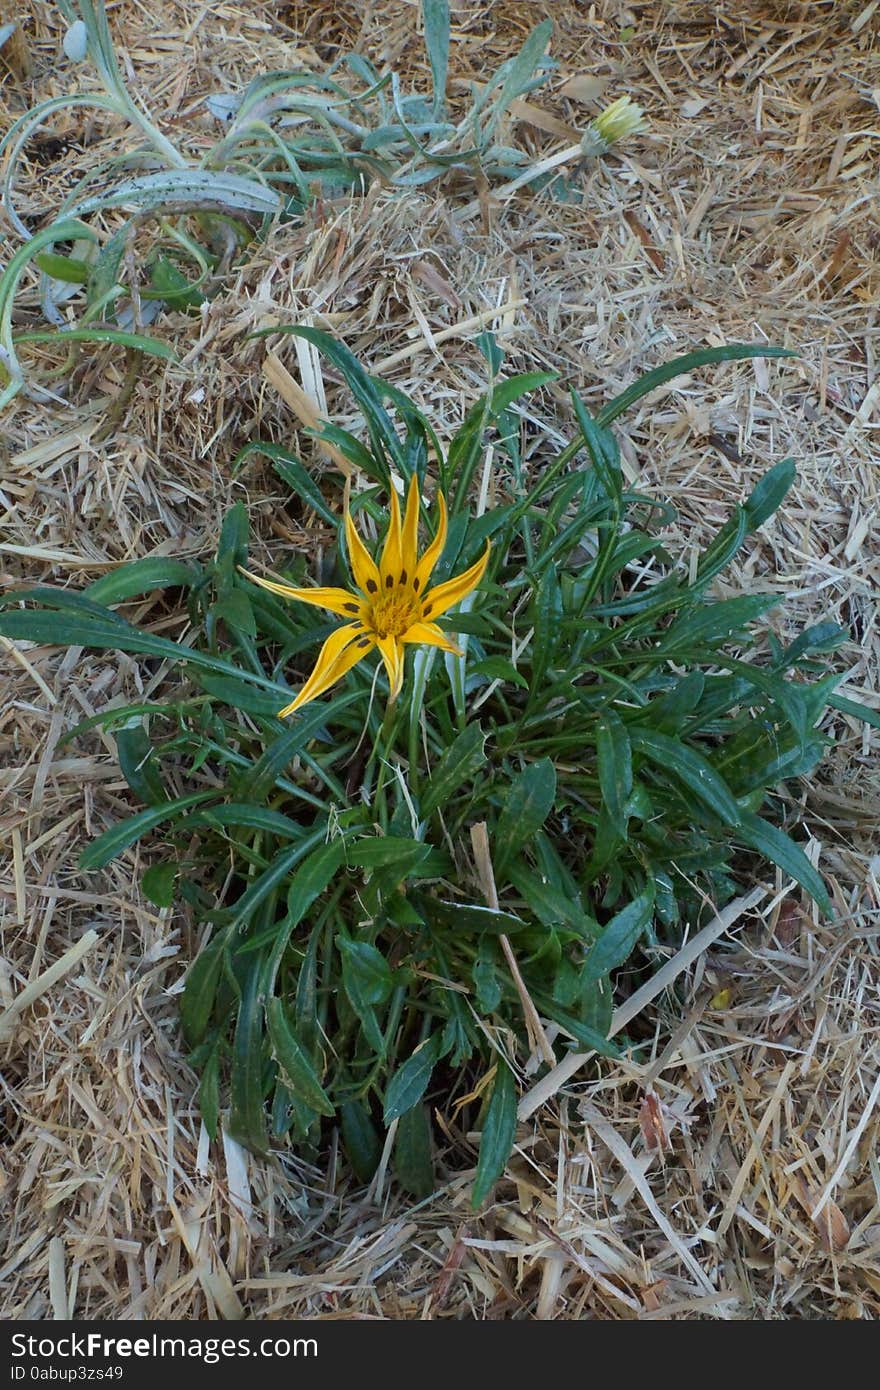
[242,570,365,619]
[344,506,381,599]
[278,623,371,716]
[400,620,462,657]
[401,475,421,582]
[379,483,403,590]
[420,542,490,621]
[374,634,405,700]
[413,489,447,595]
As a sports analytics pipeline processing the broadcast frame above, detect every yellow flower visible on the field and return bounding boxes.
[242,477,490,717]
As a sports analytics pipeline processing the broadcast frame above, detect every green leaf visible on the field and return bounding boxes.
[141,861,176,908]
[583,888,655,982]
[233,694,358,803]
[472,1060,517,1207]
[829,692,880,731]
[198,1047,221,1141]
[423,0,450,115]
[338,937,393,1051]
[228,825,331,937]
[384,1033,443,1123]
[629,728,742,826]
[234,441,338,526]
[286,839,346,927]
[488,370,558,415]
[0,601,292,701]
[338,937,394,1006]
[79,790,215,870]
[252,324,403,475]
[341,1100,382,1182]
[660,594,777,652]
[530,567,563,687]
[70,169,282,219]
[227,958,270,1155]
[494,758,557,877]
[506,863,596,936]
[212,590,256,639]
[483,19,553,140]
[743,458,797,529]
[186,804,304,840]
[470,656,528,690]
[116,723,166,805]
[423,897,527,935]
[737,810,831,915]
[347,836,431,870]
[34,252,91,284]
[84,557,198,605]
[420,722,486,818]
[181,931,228,1047]
[394,1103,435,1199]
[473,939,502,1012]
[596,711,632,838]
[266,998,335,1117]
[596,345,797,427]
[13,326,175,360]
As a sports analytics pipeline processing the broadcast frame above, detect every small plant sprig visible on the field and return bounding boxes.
[3,338,871,1202]
[0,1,644,410]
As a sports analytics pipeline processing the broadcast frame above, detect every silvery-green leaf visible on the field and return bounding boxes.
[0,21,19,48]
[205,92,242,122]
[63,19,89,61]
[69,170,281,218]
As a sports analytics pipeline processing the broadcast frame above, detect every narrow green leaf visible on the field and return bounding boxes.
[34,252,91,284]
[181,931,228,1047]
[423,0,450,115]
[84,557,198,605]
[737,810,831,915]
[347,836,431,870]
[266,998,335,1116]
[384,1033,443,1123]
[13,326,175,360]
[596,711,632,837]
[227,959,270,1155]
[494,758,557,877]
[186,804,304,840]
[596,345,797,426]
[341,1099,382,1183]
[489,370,558,415]
[79,790,215,870]
[287,839,346,927]
[582,888,655,982]
[472,1060,517,1207]
[394,1103,435,1198]
[629,728,742,826]
[116,723,166,806]
[420,721,486,818]
[424,897,527,935]
[141,861,176,909]
[198,1047,220,1141]
[234,441,338,526]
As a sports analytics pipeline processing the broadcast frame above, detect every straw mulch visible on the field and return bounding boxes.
[2,1,878,1320]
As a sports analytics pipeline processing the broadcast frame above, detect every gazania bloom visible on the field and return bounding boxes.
[581,95,646,156]
[242,477,490,717]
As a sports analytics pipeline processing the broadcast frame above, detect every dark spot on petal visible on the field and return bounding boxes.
[385,574,393,589]
[413,577,420,591]
[357,637,371,648]
[400,569,407,585]
[343,602,359,613]
[366,578,377,593]
[422,603,433,616]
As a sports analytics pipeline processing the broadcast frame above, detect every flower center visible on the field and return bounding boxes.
[367,589,421,640]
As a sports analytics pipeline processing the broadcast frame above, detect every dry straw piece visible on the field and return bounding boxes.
[1,0,878,1319]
